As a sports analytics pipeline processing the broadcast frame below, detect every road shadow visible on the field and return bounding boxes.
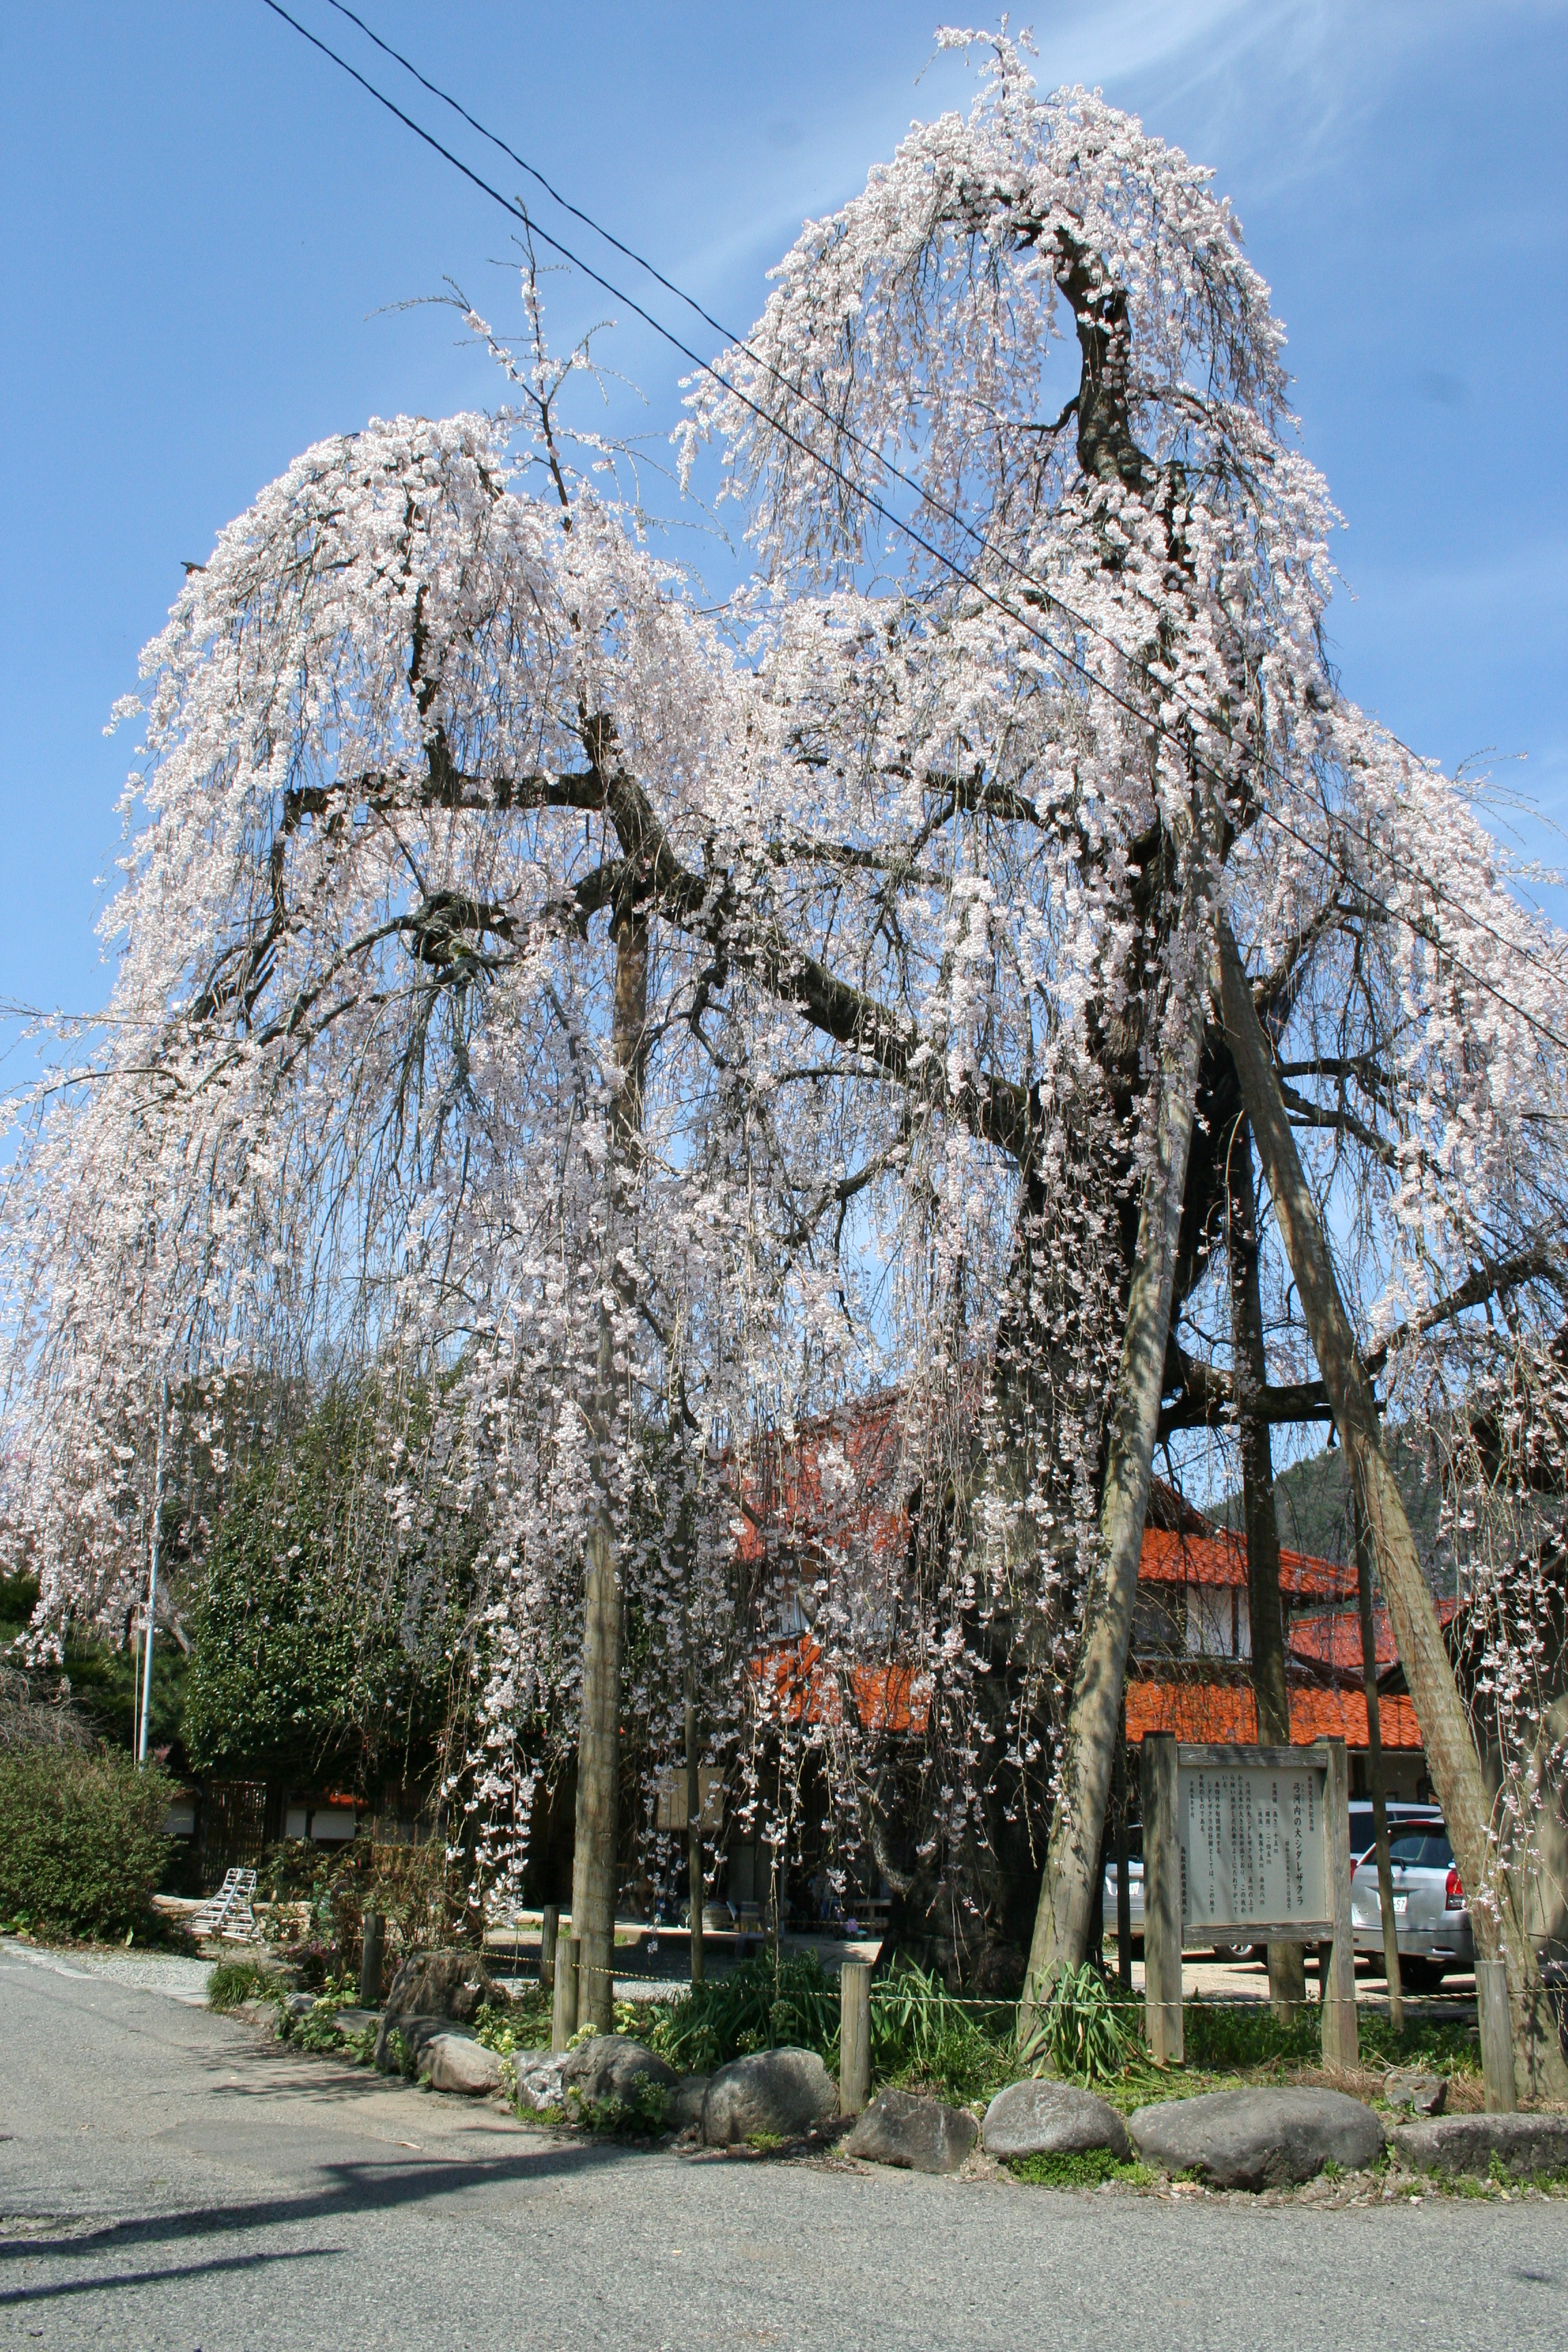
[0,2132,649,2288]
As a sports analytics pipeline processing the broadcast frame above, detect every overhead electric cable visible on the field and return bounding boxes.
[255,0,1568,1059]
[313,0,1568,1011]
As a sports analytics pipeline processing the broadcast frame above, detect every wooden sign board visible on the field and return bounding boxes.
[1141,1735,1356,2071]
[1179,1750,1333,1941]
[653,1766,725,1835]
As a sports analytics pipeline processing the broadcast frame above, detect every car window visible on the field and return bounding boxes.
[1387,1831,1452,1869]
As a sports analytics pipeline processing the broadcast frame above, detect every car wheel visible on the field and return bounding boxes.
[1400,1959,1448,1993]
[1209,1943,1251,1964]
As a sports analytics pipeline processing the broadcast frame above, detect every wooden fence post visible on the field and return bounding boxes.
[1320,1739,1359,2070]
[1477,1959,1518,2114]
[1142,1734,1183,2065]
[551,1936,580,2053]
[839,1961,871,2117]
[359,1907,385,2008]
[540,1904,559,1993]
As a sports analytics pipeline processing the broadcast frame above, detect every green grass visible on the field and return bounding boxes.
[1017,1965,1131,2085]
[1140,1999,1480,2089]
[1007,2147,1153,2189]
[208,1957,284,2010]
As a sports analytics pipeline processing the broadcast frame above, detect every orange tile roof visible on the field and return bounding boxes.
[1138,1524,1356,1601]
[751,1636,931,1735]
[1124,1677,1426,1750]
[1289,1597,1458,1676]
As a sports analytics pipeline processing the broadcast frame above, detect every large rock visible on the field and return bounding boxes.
[376,2013,449,2076]
[670,2074,710,2134]
[374,1950,504,2069]
[422,2032,503,2096]
[702,2048,836,2146]
[1130,2089,1384,2190]
[560,2036,678,2110]
[845,2088,977,2175]
[982,2079,1131,2163]
[1393,2113,1568,2179]
[516,2051,570,2113]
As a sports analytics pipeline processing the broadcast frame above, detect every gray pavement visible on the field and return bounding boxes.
[1,1942,1561,2351]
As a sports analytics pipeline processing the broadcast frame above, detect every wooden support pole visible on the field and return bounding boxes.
[685,1689,706,1987]
[1353,1496,1404,2032]
[839,1961,871,2117]
[1477,1959,1518,2114]
[540,1904,559,1993]
[551,1935,580,2053]
[1113,1728,1133,1997]
[1217,911,1567,2103]
[359,1907,385,2009]
[1141,1735,1183,2065]
[1320,1739,1359,2070]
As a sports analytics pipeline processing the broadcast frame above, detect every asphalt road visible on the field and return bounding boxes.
[1,1941,1561,2352]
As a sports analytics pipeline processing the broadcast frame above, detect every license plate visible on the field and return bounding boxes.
[1392,1895,1408,1915]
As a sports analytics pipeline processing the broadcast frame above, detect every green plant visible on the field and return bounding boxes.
[643,1950,841,2074]
[568,2076,670,2136]
[293,2005,348,2053]
[1017,1964,1131,2085]
[387,2027,414,2078]
[0,1747,172,1941]
[473,1989,551,2057]
[1007,2148,1153,2189]
[208,1957,284,2010]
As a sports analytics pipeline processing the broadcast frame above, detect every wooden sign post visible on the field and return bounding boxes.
[1141,1734,1356,2068]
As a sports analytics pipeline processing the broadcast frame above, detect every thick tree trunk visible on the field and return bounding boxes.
[1217,911,1568,2099]
[571,907,649,2033]
[1354,1492,1405,2029]
[1225,1118,1307,2016]
[1022,889,1215,2012]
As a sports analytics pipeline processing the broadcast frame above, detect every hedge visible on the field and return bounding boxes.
[0,1746,173,1940]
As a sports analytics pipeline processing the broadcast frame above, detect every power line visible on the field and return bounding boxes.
[254,0,1568,1059]
[314,0,1568,1013]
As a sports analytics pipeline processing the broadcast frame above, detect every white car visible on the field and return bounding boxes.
[1101,1842,1145,1946]
[1352,1822,1473,1991]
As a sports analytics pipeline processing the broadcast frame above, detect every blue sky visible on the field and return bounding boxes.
[2,1,1564,1027]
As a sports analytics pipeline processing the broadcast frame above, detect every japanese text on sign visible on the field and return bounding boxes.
[1177,1764,1327,1936]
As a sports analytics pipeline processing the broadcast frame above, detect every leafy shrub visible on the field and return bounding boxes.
[473,1989,551,2056]
[208,1957,284,2010]
[292,2004,350,2053]
[0,1747,172,1940]
[641,1950,1014,2106]
[644,1951,841,2073]
[568,2077,670,2135]
[870,1960,1014,2104]
[1017,1963,1131,2085]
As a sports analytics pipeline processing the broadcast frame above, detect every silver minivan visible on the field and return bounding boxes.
[1351,1822,1473,1990]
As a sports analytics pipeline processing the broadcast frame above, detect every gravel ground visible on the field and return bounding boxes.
[1,1938,214,2004]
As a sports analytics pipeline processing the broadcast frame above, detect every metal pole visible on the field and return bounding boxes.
[137,1384,167,1767]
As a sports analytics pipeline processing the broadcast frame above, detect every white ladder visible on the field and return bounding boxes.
[190,1866,261,1941]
